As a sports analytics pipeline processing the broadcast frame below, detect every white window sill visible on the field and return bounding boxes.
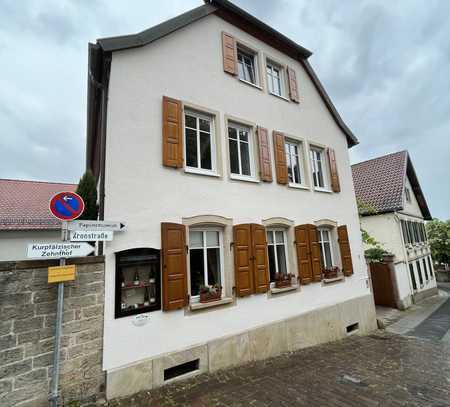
[270,284,299,294]
[238,78,263,90]
[314,187,332,194]
[269,91,290,102]
[322,275,345,284]
[185,167,220,178]
[230,174,259,184]
[189,297,233,311]
[288,183,310,191]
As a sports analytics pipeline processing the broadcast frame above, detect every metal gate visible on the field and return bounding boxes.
[370,262,397,308]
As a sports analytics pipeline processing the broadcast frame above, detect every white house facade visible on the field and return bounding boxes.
[352,151,436,310]
[86,0,377,399]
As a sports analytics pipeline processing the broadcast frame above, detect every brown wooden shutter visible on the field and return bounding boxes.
[287,66,299,103]
[308,225,322,282]
[233,224,254,297]
[273,131,288,185]
[327,148,341,193]
[162,96,183,168]
[161,222,188,310]
[222,32,237,75]
[338,225,353,276]
[251,224,270,293]
[257,126,273,182]
[294,225,313,284]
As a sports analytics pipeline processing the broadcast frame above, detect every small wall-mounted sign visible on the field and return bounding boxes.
[48,264,76,283]
[132,314,150,327]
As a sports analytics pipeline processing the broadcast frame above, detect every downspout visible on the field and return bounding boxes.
[98,54,111,255]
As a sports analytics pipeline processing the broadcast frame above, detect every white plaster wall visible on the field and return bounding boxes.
[401,177,423,218]
[102,14,370,371]
[0,230,61,261]
[394,262,413,307]
[360,213,405,261]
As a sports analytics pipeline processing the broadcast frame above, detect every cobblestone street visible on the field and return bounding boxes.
[109,331,450,407]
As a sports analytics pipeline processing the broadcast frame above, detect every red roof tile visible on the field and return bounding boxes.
[351,151,432,220]
[0,179,77,230]
[351,151,407,215]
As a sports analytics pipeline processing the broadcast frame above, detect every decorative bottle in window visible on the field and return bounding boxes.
[143,288,150,307]
[120,270,125,288]
[149,281,156,304]
[133,269,140,286]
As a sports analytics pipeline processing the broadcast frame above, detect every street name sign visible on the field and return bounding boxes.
[68,220,126,232]
[70,230,113,242]
[49,192,85,221]
[27,242,95,259]
[48,265,76,283]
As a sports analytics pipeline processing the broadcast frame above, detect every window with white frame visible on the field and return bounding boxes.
[228,122,254,179]
[318,228,334,269]
[237,47,257,84]
[285,139,305,186]
[188,229,223,298]
[184,110,215,174]
[266,229,288,281]
[266,61,284,97]
[310,147,327,189]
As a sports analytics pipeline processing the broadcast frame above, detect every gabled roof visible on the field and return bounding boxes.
[86,1,358,178]
[351,151,432,220]
[0,179,77,231]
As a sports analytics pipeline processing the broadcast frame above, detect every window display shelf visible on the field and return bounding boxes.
[121,282,154,290]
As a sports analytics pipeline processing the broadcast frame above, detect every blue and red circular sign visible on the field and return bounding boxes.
[49,191,85,221]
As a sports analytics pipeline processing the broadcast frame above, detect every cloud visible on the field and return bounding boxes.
[0,0,448,219]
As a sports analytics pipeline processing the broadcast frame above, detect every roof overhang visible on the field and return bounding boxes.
[405,153,432,220]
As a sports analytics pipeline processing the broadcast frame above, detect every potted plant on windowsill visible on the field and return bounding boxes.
[199,284,222,303]
[274,273,294,288]
[322,266,340,280]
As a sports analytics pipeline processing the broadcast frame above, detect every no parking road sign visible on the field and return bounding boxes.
[49,191,84,221]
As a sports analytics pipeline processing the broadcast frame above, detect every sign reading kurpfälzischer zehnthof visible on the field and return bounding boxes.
[27,242,95,259]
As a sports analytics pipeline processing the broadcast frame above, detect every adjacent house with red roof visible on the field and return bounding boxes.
[352,151,436,309]
[0,179,77,261]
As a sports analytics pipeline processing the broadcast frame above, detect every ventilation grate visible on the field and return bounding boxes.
[164,359,200,381]
[346,322,359,334]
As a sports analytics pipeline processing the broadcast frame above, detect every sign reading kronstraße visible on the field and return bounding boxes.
[70,230,114,242]
[67,220,126,232]
[27,242,95,259]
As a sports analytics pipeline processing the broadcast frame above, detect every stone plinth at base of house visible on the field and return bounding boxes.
[0,257,105,407]
[106,293,377,400]
[413,286,439,304]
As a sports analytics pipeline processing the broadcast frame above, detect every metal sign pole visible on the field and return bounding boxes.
[49,221,67,407]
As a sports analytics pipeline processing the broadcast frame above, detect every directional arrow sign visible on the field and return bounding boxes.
[27,242,95,259]
[70,230,113,242]
[68,220,126,232]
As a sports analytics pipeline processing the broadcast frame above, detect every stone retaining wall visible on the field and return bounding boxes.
[0,256,105,407]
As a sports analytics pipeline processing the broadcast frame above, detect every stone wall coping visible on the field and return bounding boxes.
[0,255,105,271]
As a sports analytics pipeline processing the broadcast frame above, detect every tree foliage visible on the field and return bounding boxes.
[426,218,450,265]
[76,170,98,220]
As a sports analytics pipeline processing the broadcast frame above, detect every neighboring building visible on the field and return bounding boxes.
[86,0,376,398]
[352,151,436,309]
[0,179,76,261]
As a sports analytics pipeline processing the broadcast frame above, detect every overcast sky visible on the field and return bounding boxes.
[0,0,448,219]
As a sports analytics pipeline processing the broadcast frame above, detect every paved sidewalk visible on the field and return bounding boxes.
[376,289,448,335]
[108,332,450,407]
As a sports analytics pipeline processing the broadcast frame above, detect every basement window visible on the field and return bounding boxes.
[164,359,200,381]
[346,322,359,334]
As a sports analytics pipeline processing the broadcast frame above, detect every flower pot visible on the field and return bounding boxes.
[275,279,292,288]
[200,289,222,303]
[323,270,338,279]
